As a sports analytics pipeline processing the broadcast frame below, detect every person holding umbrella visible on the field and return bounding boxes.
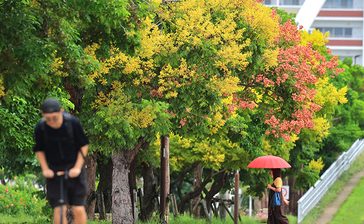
[247,155,291,224]
[267,169,289,224]
[33,98,89,224]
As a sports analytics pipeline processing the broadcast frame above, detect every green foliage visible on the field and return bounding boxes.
[274,8,296,24]
[319,62,364,167]
[88,87,171,154]
[295,166,321,189]
[0,174,49,222]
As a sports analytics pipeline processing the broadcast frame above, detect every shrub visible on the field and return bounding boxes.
[0,173,50,221]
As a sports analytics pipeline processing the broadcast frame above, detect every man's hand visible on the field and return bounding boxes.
[69,167,81,178]
[42,169,54,178]
[267,184,272,189]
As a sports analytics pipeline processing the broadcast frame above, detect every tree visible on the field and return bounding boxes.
[83,0,278,221]
[319,58,364,166]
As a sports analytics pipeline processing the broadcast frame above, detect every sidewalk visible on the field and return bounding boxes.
[315,169,364,224]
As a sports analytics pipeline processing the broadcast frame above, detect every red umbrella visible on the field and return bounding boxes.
[247,155,291,169]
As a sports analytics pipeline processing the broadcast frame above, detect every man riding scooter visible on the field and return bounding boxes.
[33,98,89,224]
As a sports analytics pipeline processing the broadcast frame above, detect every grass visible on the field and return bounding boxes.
[137,215,262,224]
[0,213,296,224]
[301,151,364,224]
[135,214,296,224]
[330,176,364,223]
[138,215,253,224]
[89,221,111,224]
[0,214,48,223]
[138,215,297,224]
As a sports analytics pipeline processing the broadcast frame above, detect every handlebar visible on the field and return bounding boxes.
[55,170,68,179]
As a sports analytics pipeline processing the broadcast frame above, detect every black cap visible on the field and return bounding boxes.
[41,98,61,113]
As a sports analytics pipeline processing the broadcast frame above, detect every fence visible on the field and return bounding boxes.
[297,139,364,223]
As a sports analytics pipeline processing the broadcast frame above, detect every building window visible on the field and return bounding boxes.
[323,0,353,8]
[264,0,272,5]
[316,27,353,38]
[279,0,302,5]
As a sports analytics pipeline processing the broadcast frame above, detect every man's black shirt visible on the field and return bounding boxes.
[33,113,89,171]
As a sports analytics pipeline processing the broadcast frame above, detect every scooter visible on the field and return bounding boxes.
[56,170,68,224]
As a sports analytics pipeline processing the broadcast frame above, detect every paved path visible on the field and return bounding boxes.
[315,169,364,224]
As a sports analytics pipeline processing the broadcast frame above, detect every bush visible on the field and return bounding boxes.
[0,174,50,221]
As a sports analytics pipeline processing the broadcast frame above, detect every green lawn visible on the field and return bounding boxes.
[302,151,364,224]
[0,213,296,224]
[330,176,364,223]
[0,214,48,223]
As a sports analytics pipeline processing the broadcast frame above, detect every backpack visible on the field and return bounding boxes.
[272,191,281,207]
[40,112,74,145]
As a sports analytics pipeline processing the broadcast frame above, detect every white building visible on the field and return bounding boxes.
[264,0,364,65]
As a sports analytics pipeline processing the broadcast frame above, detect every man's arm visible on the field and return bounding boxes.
[74,145,89,169]
[69,144,88,178]
[35,151,54,178]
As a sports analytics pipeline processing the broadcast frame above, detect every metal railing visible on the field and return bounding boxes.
[297,139,364,223]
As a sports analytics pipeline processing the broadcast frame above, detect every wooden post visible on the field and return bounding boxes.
[160,136,170,223]
[234,170,239,224]
[171,194,179,217]
[97,191,106,220]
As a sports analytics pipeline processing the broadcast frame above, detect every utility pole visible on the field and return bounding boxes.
[160,136,170,223]
[234,170,240,224]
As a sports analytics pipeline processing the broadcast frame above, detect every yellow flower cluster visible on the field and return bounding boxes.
[51,57,68,77]
[157,59,198,98]
[130,105,156,128]
[84,43,100,60]
[314,77,348,106]
[85,44,132,85]
[138,17,178,58]
[92,81,124,109]
[85,39,160,88]
[170,134,194,171]
[171,1,215,47]
[312,117,330,139]
[241,0,279,45]
[194,140,225,170]
[206,111,227,134]
[92,91,108,109]
[262,49,279,70]
[159,0,254,72]
[300,29,329,48]
[215,41,252,73]
[308,157,324,173]
[210,76,242,106]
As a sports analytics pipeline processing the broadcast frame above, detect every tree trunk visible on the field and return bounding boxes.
[97,157,113,217]
[192,164,203,217]
[178,169,225,213]
[112,151,134,224]
[85,154,97,220]
[140,163,157,221]
[129,156,137,222]
[288,175,299,215]
[205,171,227,213]
[111,139,146,224]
